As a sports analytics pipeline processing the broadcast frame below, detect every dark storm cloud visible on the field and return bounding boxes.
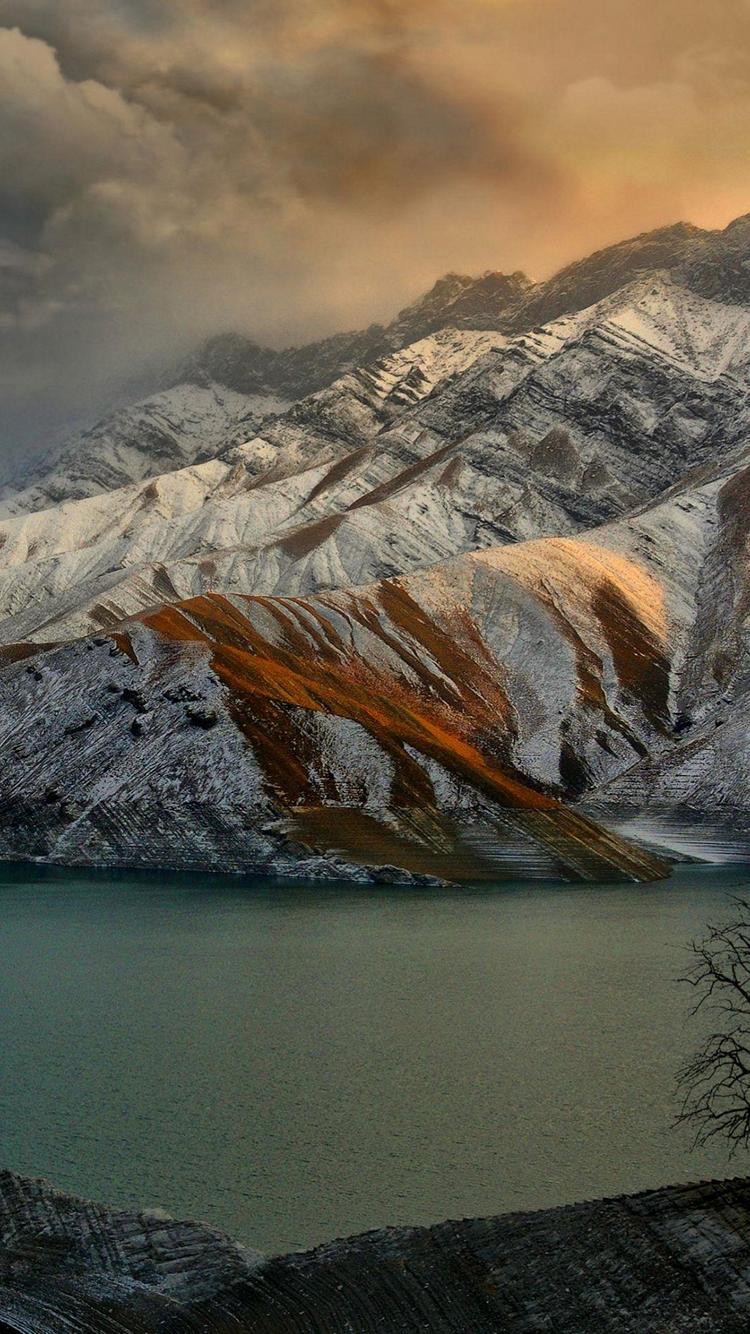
[0,0,750,464]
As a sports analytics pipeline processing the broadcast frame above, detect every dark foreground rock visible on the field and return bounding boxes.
[3,1169,750,1331]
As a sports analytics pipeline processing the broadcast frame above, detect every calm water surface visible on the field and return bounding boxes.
[0,863,745,1254]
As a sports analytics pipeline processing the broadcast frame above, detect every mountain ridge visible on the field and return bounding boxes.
[6,211,750,519]
[3,212,750,882]
[0,274,747,646]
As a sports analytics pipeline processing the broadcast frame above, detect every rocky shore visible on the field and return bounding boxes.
[2,1168,750,1331]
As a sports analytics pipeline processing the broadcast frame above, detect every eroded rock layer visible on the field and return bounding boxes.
[0,526,684,882]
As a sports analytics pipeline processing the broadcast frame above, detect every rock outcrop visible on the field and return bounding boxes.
[2,1169,750,1331]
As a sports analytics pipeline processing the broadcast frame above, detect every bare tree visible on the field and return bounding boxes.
[676,898,750,1153]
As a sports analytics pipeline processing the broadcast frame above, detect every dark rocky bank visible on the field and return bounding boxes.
[2,1169,750,1331]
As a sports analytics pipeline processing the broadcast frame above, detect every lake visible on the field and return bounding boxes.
[0,862,744,1255]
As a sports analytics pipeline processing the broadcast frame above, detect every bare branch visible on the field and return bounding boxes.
[676,899,750,1154]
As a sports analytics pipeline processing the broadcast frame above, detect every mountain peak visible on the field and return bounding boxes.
[178,332,278,394]
[416,272,476,299]
[723,212,750,239]
[387,267,531,344]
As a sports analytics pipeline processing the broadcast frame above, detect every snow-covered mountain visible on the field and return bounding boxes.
[0,271,531,518]
[7,212,748,520]
[0,384,291,518]
[1,277,748,645]
[4,214,750,883]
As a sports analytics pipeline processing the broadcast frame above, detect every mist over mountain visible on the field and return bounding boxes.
[6,210,750,509]
[3,0,750,463]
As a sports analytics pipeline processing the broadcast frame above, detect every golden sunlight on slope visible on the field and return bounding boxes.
[134,575,670,882]
[473,538,667,645]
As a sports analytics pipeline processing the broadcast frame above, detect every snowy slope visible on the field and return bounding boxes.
[0,329,503,521]
[0,534,672,883]
[1,277,749,645]
[5,443,749,882]
[2,442,748,876]
[0,383,290,519]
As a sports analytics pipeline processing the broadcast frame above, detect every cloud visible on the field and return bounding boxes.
[0,27,180,230]
[0,0,750,464]
[0,239,58,332]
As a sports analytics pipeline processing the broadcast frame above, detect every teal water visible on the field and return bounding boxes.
[0,863,744,1255]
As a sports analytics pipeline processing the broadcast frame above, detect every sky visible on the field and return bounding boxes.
[2,0,750,465]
